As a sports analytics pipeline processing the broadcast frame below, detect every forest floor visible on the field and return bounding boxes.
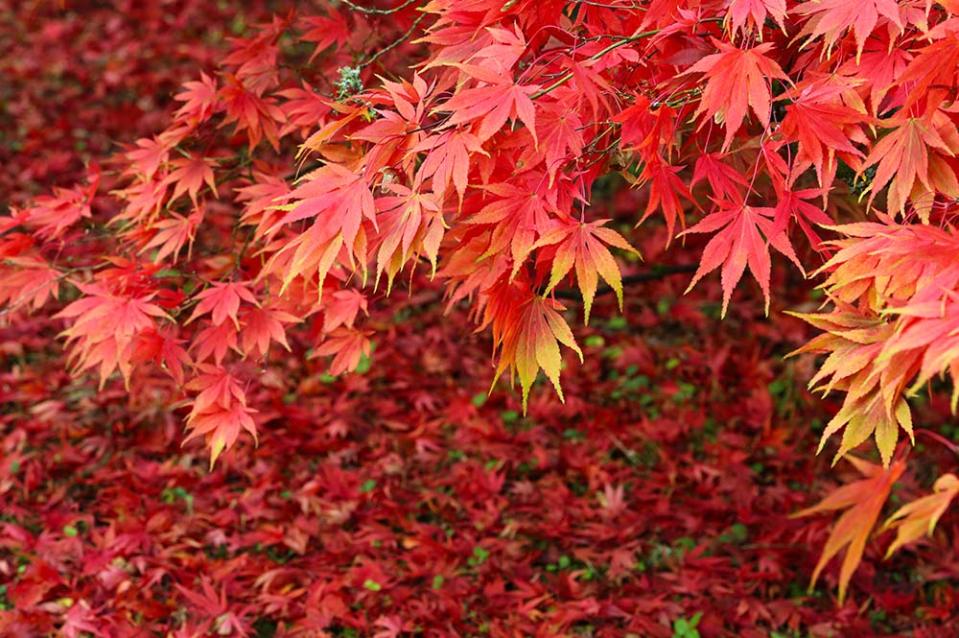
[3,273,958,636]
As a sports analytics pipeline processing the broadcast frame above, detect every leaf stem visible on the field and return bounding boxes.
[531,29,659,99]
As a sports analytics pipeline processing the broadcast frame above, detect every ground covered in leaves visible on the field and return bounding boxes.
[3,276,959,637]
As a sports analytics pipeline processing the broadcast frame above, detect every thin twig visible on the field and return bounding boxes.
[531,29,659,99]
[552,264,697,299]
[916,428,959,460]
[359,12,428,68]
[338,0,419,15]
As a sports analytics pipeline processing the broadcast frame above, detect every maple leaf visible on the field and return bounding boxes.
[778,79,867,188]
[187,282,259,328]
[882,473,959,557]
[130,327,191,385]
[125,136,171,179]
[322,289,369,333]
[313,327,373,376]
[184,366,258,467]
[439,232,511,309]
[219,76,285,151]
[164,155,218,206]
[140,207,204,263]
[112,174,169,225]
[788,308,917,466]
[374,184,445,287]
[898,25,959,109]
[192,321,240,365]
[174,72,219,124]
[794,0,903,61]
[862,109,959,218]
[412,129,486,203]
[770,184,832,249]
[176,577,252,636]
[682,39,788,150]
[55,283,169,388]
[691,153,748,203]
[186,402,259,468]
[266,163,375,290]
[277,82,334,137]
[373,615,410,638]
[300,10,351,61]
[298,104,365,155]
[240,305,300,358]
[60,600,103,638]
[534,218,640,324]
[682,204,803,317]
[439,65,539,144]
[0,257,62,311]
[613,96,678,157]
[469,24,529,72]
[637,159,692,242]
[466,179,555,271]
[724,0,787,40]
[536,104,585,184]
[19,166,100,240]
[236,168,291,240]
[793,456,906,603]
[223,30,280,95]
[480,278,583,412]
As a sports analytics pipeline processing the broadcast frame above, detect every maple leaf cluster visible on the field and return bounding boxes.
[6,0,959,607]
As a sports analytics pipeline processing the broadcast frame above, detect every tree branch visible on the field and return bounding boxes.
[552,263,697,299]
[359,12,428,68]
[338,0,419,15]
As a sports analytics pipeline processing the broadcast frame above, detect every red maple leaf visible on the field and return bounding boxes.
[683,203,802,316]
[682,38,788,150]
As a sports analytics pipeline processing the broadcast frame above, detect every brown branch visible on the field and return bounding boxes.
[552,263,697,299]
[338,0,419,15]
[359,12,428,68]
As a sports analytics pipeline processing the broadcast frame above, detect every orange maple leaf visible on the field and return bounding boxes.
[883,473,959,558]
[173,72,219,124]
[793,456,906,603]
[412,129,486,203]
[321,289,368,333]
[535,218,640,324]
[140,207,204,263]
[787,308,915,466]
[439,64,539,144]
[637,159,692,242]
[480,279,583,413]
[778,78,867,188]
[724,0,787,40]
[239,305,300,358]
[0,257,62,311]
[374,184,445,287]
[265,163,375,290]
[862,109,959,218]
